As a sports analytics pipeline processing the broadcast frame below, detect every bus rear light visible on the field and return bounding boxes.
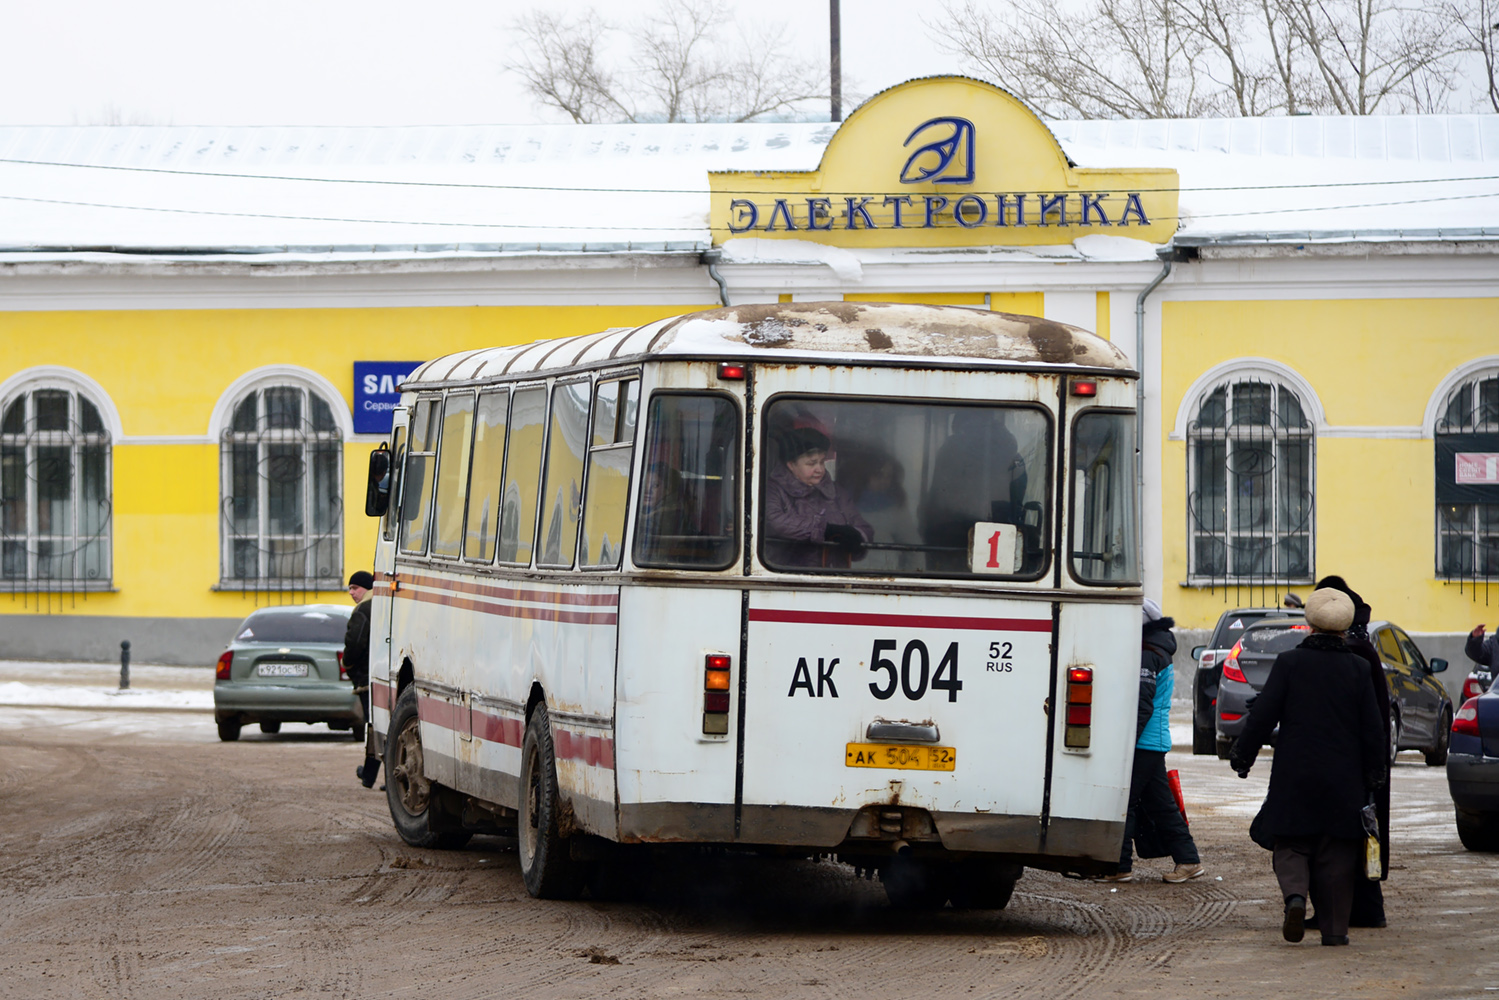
[215,651,233,681]
[717,362,747,381]
[1064,665,1093,749]
[1070,379,1098,397]
[703,654,732,735]
[1454,698,1481,737]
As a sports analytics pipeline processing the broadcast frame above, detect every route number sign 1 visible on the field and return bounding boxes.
[969,521,1019,574]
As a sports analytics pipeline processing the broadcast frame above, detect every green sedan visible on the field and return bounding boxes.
[213,604,360,741]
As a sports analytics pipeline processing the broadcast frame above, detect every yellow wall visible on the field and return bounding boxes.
[843,291,1046,315]
[0,303,708,619]
[1162,298,1499,632]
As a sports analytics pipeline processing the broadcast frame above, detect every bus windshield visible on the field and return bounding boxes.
[760,397,1051,578]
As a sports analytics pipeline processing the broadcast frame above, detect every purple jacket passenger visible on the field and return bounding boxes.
[764,462,872,568]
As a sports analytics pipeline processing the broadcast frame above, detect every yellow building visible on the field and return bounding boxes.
[1,77,1495,667]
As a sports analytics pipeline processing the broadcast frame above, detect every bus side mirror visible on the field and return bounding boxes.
[1430,657,1448,674]
[365,447,391,517]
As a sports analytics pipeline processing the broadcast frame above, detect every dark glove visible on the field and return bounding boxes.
[1228,752,1254,778]
[824,522,865,554]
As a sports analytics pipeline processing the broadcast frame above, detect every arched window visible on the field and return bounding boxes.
[220,381,343,588]
[1186,378,1314,583]
[0,384,112,587]
[1435,368,1499,580]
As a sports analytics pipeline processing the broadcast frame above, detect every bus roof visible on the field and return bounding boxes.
[405,301,1135,387]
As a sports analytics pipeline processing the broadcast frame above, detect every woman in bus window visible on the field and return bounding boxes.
[764,427,871,569]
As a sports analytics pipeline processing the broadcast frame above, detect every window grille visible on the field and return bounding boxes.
[1435,371,1499,585]
[1186,378,1314,591]
[220,384,343,592]
[0,387,112,591]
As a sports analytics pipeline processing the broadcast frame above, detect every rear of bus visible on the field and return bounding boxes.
[613,308,1141,904]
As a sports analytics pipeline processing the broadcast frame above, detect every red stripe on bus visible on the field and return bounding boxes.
[372,683,392,711]
[472,709,524,747]
[747,608,1053,632]
[418,694,466,732]
[397,571,618,608]
[396,587,618,626]
[555,729,615,769]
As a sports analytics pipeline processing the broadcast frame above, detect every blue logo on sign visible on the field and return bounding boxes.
[354,361,424,435]
[900,117,976,185]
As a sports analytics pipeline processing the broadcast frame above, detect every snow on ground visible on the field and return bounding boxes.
[0,659,212,712]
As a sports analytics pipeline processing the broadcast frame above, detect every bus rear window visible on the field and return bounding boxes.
[633,393,740,570]
[759,397,1050,578]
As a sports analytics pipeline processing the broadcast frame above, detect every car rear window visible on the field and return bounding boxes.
[1241,624,1312,655]
[235,609,348,644]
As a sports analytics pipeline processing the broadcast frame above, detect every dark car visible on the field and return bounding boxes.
[1448,687,1499,850]
[1213,617,1452,765]
[212,604,359,741]
[1191,607,1303,755]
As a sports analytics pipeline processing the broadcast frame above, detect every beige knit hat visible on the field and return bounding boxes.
[1304,587,1355,632]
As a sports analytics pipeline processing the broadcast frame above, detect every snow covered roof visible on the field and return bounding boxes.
[0,115,1494,259]
[406,301,1133,385]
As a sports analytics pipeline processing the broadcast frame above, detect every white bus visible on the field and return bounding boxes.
[361,301,1141,909]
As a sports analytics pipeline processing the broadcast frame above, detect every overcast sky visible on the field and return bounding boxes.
[0,0,953,127]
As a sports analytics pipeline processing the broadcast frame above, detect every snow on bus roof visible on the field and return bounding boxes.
[404,302,1133,386]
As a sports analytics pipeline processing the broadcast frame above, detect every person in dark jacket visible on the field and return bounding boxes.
[1314,574,1392,928]
[344,570,380,788]
[1466,622,1497,668]
[1230,587,1385,946]
[764,427,872,569]
[1099,599,1204,883]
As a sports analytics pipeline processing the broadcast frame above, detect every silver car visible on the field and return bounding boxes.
[213,604,359,741]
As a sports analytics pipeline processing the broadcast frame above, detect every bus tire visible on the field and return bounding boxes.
[881,854,952,911]
[385,685,471,850]
[948,859,1022,910]
[519,704,586,899]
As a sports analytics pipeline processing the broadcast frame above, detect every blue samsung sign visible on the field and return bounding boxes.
[354,361,424,435]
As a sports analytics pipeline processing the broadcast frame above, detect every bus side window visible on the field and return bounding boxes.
[430,392,476,558]
[538,379,592,569]
[382,425,406,542]
[398,398,439,555]
[580,378,637,569]
[463,389,510,563]
[1069,410,1139,584]
[633,392,740,570]
[499,386,547,565]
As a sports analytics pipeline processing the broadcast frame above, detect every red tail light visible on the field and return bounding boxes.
[1222,642,1248,684]
[1454,698,1481,737]
[215,650,233,681]
[1064,665,1093,749]
[337,650,347,681]
[703,654,732,735]
[1219,712,1243,722]
[1462,677,1486,702]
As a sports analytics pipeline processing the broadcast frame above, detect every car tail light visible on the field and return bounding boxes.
[1220,712,1243,722]
[1222,642,1248,684]
[1454,698,1481,737]
[703,654,731,734]
[1064,666,1092,748]
[1462,676,1486,703]
[215,650,233,681]
[337,650,347,681]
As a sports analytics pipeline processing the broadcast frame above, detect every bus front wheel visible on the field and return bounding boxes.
[519,704,586,899]
[385,686,470,850]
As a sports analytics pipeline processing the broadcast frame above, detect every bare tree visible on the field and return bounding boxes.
[1443,0,1499,110]
[930,0,1477,117]
[928,0,1221,118]
[506,0,827,124]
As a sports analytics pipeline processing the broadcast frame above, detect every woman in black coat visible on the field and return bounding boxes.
[1230,587,1385,946]
[1314,574,1391,928]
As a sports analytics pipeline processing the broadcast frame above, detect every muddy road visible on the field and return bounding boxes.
[0,705,1495,999]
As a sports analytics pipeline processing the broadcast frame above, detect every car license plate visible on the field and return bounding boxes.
[256,662,309,677]
[845,743,956,771]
